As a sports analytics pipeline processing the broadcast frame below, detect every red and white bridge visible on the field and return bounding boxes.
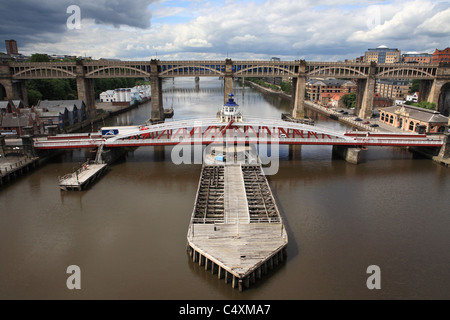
[33,118,444,150]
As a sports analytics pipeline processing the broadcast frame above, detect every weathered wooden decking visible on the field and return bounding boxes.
[187,163,287,291]
[59,163,107,191]
[224,165,249,224]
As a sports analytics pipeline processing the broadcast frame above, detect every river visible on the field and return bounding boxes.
[0,77,449,300]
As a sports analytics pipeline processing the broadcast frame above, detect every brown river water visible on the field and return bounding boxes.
[1,78,449,300]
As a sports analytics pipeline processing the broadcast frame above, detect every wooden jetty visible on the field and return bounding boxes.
[58,144,107,191]
[0,156,40,186]
[58,160,107,191]
[187,161,288,291]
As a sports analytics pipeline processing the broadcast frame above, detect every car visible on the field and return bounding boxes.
[338,110,344,113]
[370,124,379,127]
[363,121,370,124]
[354,117,362,121]
[343,111,348,115]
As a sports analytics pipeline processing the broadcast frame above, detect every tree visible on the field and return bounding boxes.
[341,92,356,109]
[26,78,77,101]
[414,101,436,110]
[27,89,42,106]
[409,79,420,94]
[30,53,50,62]
[280,80,292,94]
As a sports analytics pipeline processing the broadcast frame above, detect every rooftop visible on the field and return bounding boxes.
[383,104,449,123]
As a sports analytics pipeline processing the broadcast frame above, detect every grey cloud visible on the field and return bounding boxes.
[0,0,154,49]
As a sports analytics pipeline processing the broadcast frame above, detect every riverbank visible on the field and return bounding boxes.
[243,79,292,101]
[0,155,39,186]
[65,98,150,133]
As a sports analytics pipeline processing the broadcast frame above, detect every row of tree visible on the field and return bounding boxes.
[246,78,292,94]
[340,86,436,111]
[25,54,144,106]
[27,77,142,106]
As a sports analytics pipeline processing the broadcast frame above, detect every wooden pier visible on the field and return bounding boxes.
[58,160,107,191]
[187,163,287,291]
[0,156,40,186]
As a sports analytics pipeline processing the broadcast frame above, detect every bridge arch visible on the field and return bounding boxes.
[438,82,450,117]
[13,66,77,78]
[376,67,436,78]
[234,65,297,77]
[0,82,6,100]
[159,65,224,76]
[306,66,367,78]
[85,66,150,77]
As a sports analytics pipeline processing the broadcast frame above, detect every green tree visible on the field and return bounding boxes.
[27,89,42,106]
[409,79,420,94]
[30,53,50,62]
[26,78,77,101]
[413,101,436,110]
[341,92,356,109]
[280,80,292,94]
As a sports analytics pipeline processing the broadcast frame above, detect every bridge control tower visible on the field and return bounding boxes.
[219,93,243,122]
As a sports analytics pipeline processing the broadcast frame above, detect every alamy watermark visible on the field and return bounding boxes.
[66,5,81,30]
[366,5,381,30]
[66,265,81,290]
[169,126,281,176]
[366,265,381,290]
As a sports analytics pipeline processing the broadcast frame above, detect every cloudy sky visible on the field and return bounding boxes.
[0,0,449,61]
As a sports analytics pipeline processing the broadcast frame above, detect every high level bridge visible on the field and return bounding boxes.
[1,59,449,120]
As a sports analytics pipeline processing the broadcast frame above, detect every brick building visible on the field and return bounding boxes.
[306,78,356,102]
[5,39,18,55]
[402,52,432,64]
[431,48,450,64]
[376,79,411,100]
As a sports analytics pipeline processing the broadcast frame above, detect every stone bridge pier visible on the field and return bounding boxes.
[76,62,95,117]
[424,63,450,116]
[355,62,376,120]
[223,58,234,103]
[150,59,165,122]
[0,65,28,104]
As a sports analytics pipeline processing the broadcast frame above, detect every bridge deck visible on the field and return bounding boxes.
[188,163,287,291]
[224,165,249,224]
[33,117,444,149]
[189,223,286,276]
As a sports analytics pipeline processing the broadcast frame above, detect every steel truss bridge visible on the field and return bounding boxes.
[8,60,440,80]
[3,59,449,121]
[33,118,444,150]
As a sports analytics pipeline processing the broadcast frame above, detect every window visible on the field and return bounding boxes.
[409,121,414,131]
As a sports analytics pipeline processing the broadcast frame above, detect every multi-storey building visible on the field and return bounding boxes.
[365,45,401,64]
[5,39,18,55]
[402,52,432,64]
[431,48,450,64]
[306,78,356,103]
[376,79,411,100]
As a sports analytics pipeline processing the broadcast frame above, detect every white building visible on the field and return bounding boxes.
[406,92,419,103]
[100,90,115,102]
[99,85,151,105]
